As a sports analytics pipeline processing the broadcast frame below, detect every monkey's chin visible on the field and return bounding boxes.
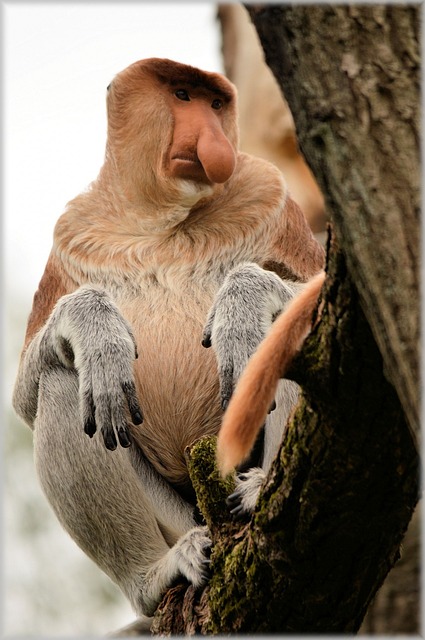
[177,179,214,208]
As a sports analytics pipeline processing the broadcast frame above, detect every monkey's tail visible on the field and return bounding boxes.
[217,270,326,476]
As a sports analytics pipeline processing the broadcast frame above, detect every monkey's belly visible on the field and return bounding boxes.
[129,313,222,489]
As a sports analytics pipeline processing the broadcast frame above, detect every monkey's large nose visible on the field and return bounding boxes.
[197,127,236,184]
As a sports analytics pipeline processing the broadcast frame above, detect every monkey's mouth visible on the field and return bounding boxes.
[170,154,210,183]
[171,153,200,165]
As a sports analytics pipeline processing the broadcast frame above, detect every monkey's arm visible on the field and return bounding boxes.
[13,253,76,427]
[202,263,303,411]
[13,281,143,449]
[216,271,325,476]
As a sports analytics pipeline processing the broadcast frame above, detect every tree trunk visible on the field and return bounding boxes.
[248,3,420,443]
[150,5,420,634]
[360,504,420,634]
[152,230,418,634]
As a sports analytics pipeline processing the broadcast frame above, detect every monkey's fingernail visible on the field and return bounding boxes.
[201,336,211,348]
[230,505,246,519]
[84,417,97,437]
[133,411,143,425]
[226,493,239,507]
[103,429,117,451]
[118,427,131,448]
[122,381,143,424]
[221,398,229,411]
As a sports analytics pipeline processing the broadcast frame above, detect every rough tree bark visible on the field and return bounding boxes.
[150,5,420,635]
[248,4,420,442]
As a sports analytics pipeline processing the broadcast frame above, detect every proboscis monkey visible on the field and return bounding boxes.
[13,58,325,621]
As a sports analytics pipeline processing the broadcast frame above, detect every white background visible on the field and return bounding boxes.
[4,2,222,301]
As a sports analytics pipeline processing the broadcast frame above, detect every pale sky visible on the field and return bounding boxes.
[4,2,223,301]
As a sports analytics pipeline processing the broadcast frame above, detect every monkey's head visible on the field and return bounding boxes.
[105,58,239,211]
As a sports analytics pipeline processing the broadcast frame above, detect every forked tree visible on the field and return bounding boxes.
[150,5,419,634]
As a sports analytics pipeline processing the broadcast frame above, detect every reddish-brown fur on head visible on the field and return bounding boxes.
[141,58,235,103]
[104,58,238,207]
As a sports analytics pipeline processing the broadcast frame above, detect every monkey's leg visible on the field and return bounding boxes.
[205,264,303,518]
[262,378,300,474]
[34,366,210,617]
[227,378,300,518]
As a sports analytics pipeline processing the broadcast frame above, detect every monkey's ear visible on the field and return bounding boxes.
[106,83,111,92]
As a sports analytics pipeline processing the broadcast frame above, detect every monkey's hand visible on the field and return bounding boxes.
[226,467,265,520]
[40,286,142,449]
[202,263,301,410]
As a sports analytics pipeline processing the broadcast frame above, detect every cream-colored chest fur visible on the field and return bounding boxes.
[118,277,222,490]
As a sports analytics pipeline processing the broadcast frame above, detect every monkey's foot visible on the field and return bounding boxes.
[227,467,265,519]
[174,525,211,586]
[138,526,211,617]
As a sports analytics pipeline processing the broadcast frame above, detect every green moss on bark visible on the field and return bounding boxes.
[185,435,234,534]
[206,233,418,634]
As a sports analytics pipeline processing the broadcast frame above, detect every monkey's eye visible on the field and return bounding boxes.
[175,89,190,101]
[211,98,223,110]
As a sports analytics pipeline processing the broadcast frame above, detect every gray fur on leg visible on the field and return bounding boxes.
[30,364,209,617]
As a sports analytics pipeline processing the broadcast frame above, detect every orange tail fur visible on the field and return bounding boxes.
[217,270,326,476]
